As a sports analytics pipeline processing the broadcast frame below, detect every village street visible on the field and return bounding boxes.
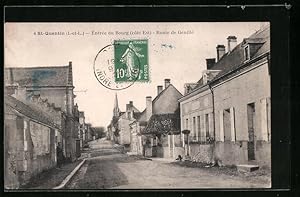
[65,139,271,189]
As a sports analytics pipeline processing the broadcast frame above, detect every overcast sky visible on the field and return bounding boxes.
[5,22,267,127]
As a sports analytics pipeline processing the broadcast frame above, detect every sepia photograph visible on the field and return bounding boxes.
[4,22,271,190]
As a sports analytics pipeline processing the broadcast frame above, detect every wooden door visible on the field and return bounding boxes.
[247,103,256,160]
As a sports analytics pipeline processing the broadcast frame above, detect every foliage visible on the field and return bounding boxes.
[142,113,180,135]
[114,128,120,137]
[92,126,106,139]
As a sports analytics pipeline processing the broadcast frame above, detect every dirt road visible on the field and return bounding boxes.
[66,139,271,189]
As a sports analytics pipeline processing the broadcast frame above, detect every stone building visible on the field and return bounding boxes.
[211,25,271,168]
[107,123,113,140]
[4,91,60,189]
[179,24,271,168]
[108,93,141,147]
[116,101,141,146]
[178,61,218,163]
[131,79,183,158]
[4,62,78,161]
[86,123,93,142]
[73,103,81,158]
[4,62,77,160]
[79,111,85,149]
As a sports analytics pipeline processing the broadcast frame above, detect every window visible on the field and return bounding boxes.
[200,115,206,143]
[193,117,196,140]
[185,118,189,130]
[244,45,250,61]
[153,136,157,146]
[197,116,201,141]
[205,114,209,140]
[230,108,236,142]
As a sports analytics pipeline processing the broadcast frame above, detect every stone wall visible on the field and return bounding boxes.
[213,60,271,167]
[189,143,214,163]
[119,119,131,145]
[4,113,56,189]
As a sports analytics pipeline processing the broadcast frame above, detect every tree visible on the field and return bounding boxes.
[92,127,106,139]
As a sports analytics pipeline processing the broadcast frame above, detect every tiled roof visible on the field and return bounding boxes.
[141,113,180,135]
[152,84,182,103]
[137,109,146,122]
[136,84,182,122]
[133,112,142,120]
[187,24,270,93]
[5,95,59,129]
[210,25,270,81]
[5,65,72,87]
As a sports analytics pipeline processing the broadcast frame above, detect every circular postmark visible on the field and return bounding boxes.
[93,42,141,90]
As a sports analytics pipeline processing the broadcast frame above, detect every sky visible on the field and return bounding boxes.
[4,22,267,127]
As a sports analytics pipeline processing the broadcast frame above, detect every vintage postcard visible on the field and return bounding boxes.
[4,22,271,190]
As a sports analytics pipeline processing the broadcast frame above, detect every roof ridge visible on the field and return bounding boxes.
[152,84,182,103]
[6,65,69,69]
[248,24,270,39]
[5,95,58,128]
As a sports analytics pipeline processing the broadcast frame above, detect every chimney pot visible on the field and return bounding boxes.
[164,79,171,88]
[157,86,163,95]
[129,101,133,105]
[216,45,226,61]
[227,36,237,53]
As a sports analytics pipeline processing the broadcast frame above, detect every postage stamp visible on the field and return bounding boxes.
[114,39,149,83]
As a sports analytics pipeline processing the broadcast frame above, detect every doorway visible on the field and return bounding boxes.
[247,103,256,160]
[223,109,231,141]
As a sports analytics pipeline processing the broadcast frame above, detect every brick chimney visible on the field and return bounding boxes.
[157,85,163,95]
[164,79,171,89]
[126,101,133,111]
[146,96,152,121]
[227,36,237,53]
[216,45,225,61]
[68,61,73,86]
[206,58,216,70]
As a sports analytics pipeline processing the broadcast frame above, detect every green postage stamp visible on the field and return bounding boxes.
[114,39,149,82]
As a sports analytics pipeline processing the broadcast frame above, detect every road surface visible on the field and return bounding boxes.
[66,138,271,189]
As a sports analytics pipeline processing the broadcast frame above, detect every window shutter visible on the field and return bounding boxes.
[219,110,224,142]
[230,107,236,142]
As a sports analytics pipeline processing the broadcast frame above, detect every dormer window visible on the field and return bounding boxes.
[244,45,250,61]
[242,38,265,62]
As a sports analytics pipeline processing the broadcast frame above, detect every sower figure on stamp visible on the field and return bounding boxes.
[120,41,144,80]
[56,142,64,168]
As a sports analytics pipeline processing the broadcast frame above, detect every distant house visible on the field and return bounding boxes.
[179,24,271,168]
[73,104,81,158]
[79,111,85,149]
[116,101,141,146]
[4,62,77,161]
[4,92,60,189]
[131,79,183,158]
[107,123,113,140]
[86,123,94,141]
[108,93,141,147]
